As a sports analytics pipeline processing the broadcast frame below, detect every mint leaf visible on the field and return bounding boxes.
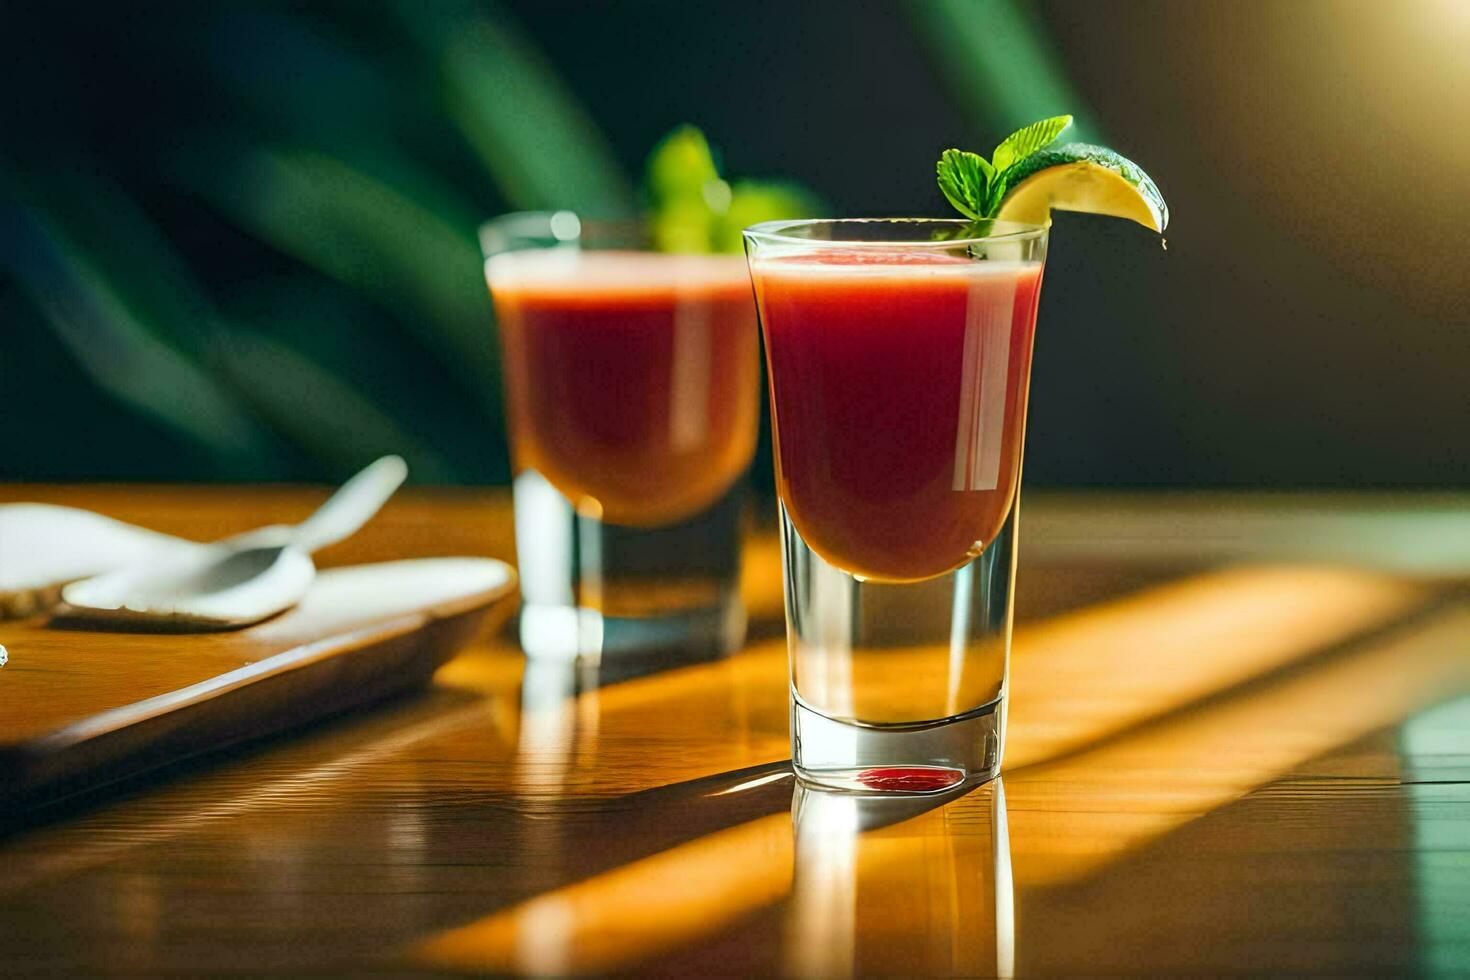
[645,125,820,252]
[936,149,994,221]
[645,125,722,252]
[984,175,1008,218]
[990,114,1072,174]
[714,179,822,253]
[936,114,1074,221]
[646,125,720,204]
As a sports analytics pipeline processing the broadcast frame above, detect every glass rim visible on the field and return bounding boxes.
[479,210,662,258]
[742,217,1048,248]
[479,209,645,232]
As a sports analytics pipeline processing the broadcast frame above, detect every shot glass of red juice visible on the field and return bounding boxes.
[482,212,760,661]
[744,218,1048,791]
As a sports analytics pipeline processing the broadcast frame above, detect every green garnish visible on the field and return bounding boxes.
[936,114,1073,220]
[646,125,819,253]
[936,114,1169,233]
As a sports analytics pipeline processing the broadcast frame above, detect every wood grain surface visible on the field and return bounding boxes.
[1,556,516,808]
[0,485,1467,977]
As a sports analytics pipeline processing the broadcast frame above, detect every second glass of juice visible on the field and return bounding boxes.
[745,218,1048,792]
[483,212,760,661]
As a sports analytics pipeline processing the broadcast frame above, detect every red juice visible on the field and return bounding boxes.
[751,252,1044,582]
[487,251,760,527]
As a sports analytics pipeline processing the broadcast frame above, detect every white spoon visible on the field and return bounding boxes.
[0,504,190,619]
[59,456,408,630]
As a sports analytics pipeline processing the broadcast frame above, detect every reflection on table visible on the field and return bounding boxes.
[0,487,1467,976]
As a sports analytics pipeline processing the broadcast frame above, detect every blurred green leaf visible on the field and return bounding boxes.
[393,0,634,215]
[651,197,719,255]
[646,125,728,253]
[0,0,645,482]
[905,0,1099,144]
[12,168,221,360]
[189,6,487,237]
[196,7,410,155]
[213,326,457,483]
[223,275,508,483]
[714,180,825,253]
[0,198,274,463]
[643,124,822,254]
[176,143,500,416]
[647,125,722,204]
[0,291,232,479]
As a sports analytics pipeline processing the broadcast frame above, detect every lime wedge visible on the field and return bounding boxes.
[997,143,1168,232]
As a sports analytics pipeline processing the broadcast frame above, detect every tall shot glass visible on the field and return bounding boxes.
[483,212,760,662]
[744,219,1048,792]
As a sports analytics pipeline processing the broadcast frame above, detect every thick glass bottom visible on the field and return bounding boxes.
[514,470,747,663]
[779,498,1017,792]
[791,694,1004,794]
[519,595,746,663]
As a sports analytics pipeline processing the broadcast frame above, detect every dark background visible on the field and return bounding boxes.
[2,0,1465,489]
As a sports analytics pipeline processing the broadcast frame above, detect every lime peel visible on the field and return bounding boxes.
[935,117,1169,233]
[999,143,1168,232]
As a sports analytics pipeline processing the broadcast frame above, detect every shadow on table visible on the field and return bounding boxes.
[409,578,1470,975]
[6,562,1467,976]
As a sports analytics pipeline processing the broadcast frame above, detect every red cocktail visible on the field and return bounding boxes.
[489,250,759,527]
[753,251,1043,582]
[744,218,1048,792]
[483,213,759,660]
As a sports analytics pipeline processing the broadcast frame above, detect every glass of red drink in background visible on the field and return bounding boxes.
[482,212,759,661]
[744,218,1048,791]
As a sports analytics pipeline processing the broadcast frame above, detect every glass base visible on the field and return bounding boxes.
[518,595,746,664]
[513,469,747,663]
[791,694,1004,794]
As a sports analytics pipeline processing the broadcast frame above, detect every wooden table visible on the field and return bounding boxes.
[2,486,1468,977]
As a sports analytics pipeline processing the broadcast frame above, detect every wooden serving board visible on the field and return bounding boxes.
[0,557,516,810]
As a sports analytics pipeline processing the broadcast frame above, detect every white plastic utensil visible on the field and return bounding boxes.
[59,456,408,630]
[0,505,190,619]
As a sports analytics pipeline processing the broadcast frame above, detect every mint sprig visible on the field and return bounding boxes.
[935,149,994,221]
[646,125,819,253]
[936,114,1072,220]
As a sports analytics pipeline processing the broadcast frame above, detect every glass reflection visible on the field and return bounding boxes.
[513,649,742,794]
[787,779,1013,978]
[516,656,603,789]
